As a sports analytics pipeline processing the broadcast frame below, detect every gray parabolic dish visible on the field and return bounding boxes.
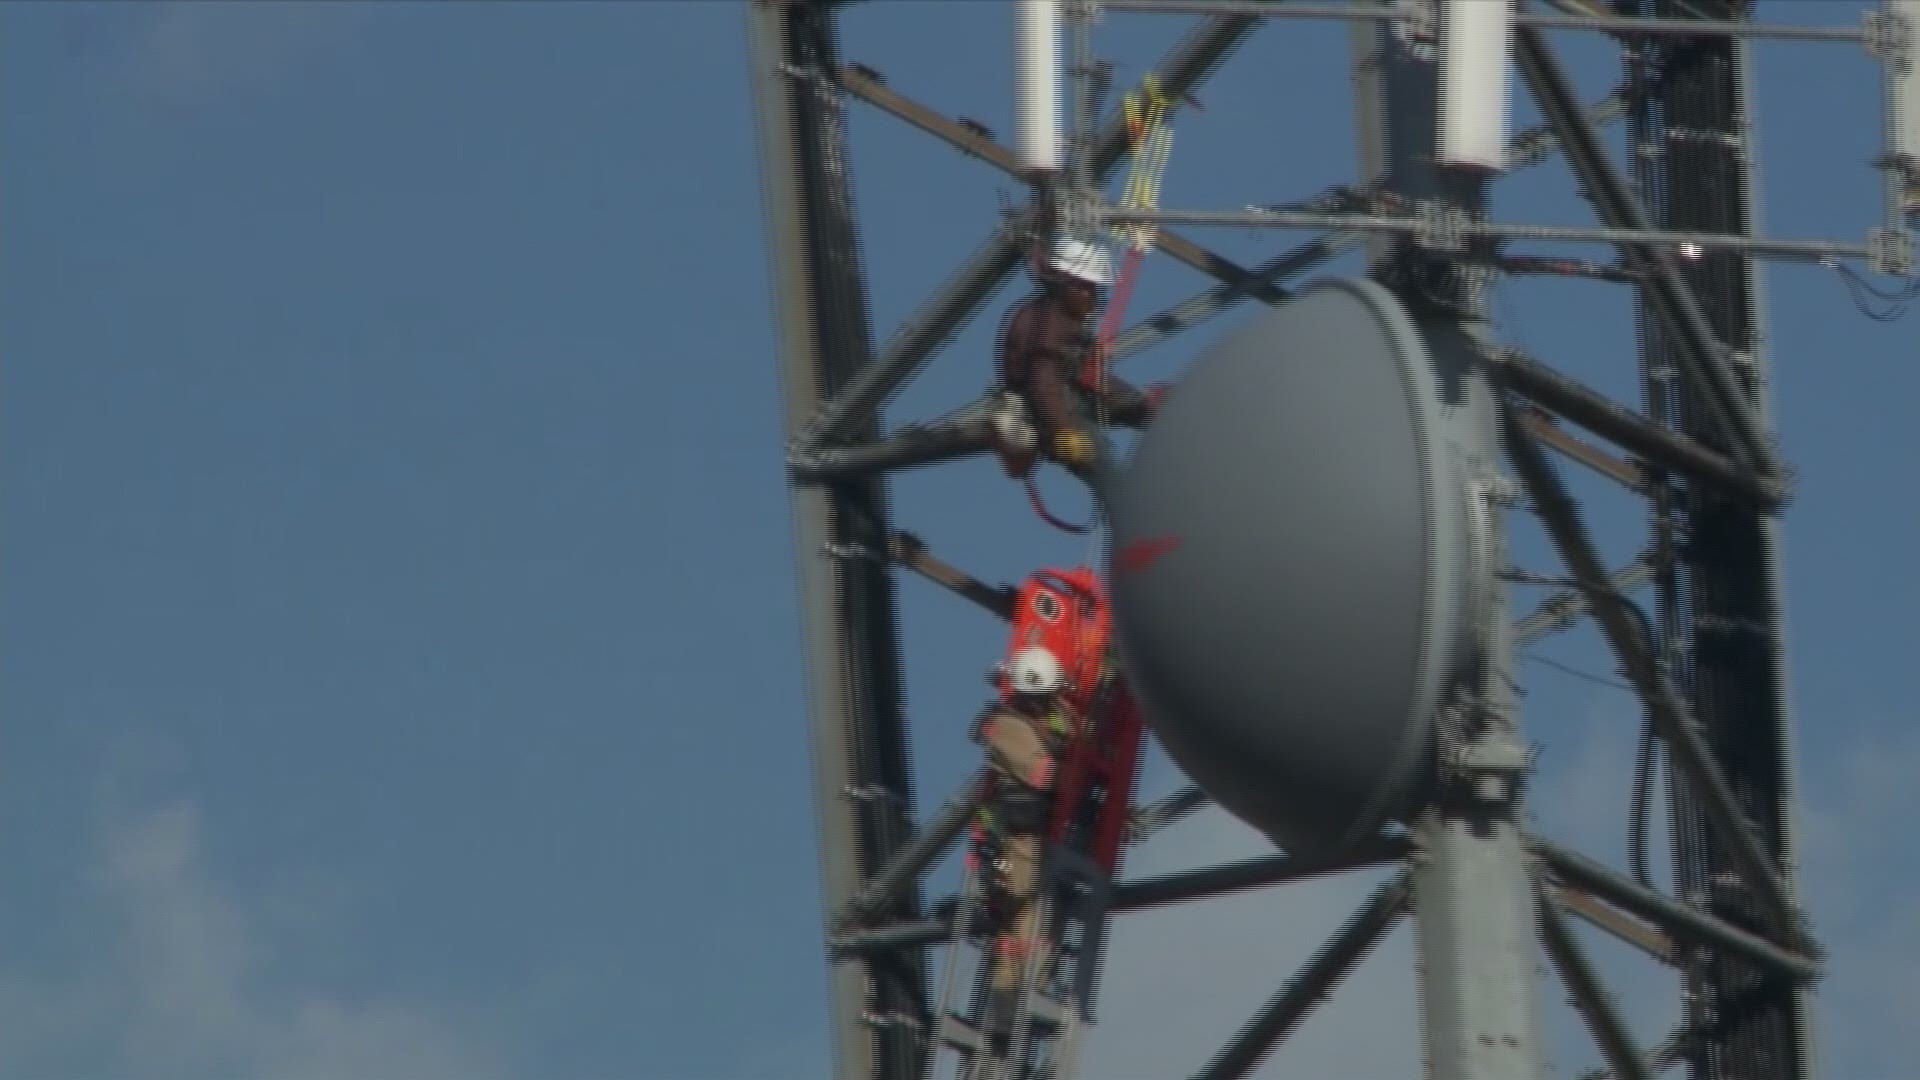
[1109,277,1483,855]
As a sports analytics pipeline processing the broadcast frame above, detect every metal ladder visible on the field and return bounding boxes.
[930,679,1144,1080]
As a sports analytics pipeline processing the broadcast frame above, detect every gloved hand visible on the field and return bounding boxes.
[1052,429,1095,467]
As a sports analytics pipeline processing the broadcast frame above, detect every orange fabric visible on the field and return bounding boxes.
[1002,568,1111,712]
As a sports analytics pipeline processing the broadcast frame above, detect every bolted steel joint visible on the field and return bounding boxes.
[1456,739,1533,777]
[1868,227,1915,277]
[1393,0,1438,60]
[1060,192,1103,245]
[1417,202,1472,253]
[822,541,887,564]
[842,782,908,808]
[859,1010,923,1031]
[1061,0,1103,24]
[1481,475,1526,508]
[1443,737,1534,804]
[1865,7,1911,63]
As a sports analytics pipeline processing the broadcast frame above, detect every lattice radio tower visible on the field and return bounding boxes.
[747,1,1920,1078]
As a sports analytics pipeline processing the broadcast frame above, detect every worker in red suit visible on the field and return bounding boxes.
[968,568,1115,1033]
[989,237,1167,482]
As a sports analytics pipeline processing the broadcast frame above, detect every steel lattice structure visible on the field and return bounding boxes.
[747,1,1916,1078]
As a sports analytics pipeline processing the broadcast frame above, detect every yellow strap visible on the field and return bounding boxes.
[1111,78,1178,254]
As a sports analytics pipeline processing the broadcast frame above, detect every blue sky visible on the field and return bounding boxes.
[0,2,1913,1078]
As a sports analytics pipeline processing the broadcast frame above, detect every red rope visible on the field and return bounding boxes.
[1025,475,1091,535]
[1096,247,1148,356]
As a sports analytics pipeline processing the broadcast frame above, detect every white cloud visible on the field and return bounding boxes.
[0,790,506,1080]
[100,1,371,109]
[1796,725,1920,1080]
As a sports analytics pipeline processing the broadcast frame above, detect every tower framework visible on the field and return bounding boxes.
[747,2,1915,1078]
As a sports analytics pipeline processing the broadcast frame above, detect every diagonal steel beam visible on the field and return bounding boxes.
[1127,783,1212,843]
[845,53,1639,380]
[834,61,1291,334]
[1511,88,1630,170]
[1110,92,1630,360]
[1537,879,1659,1080]
[834,770,992,933]
[835,64,1022,172]
[799,6,1282,449]
[1492,348,1781,505]
[1502,401,1803,941]
[799,222,1028,454]
[1514,553,1659,646]
[790,396,1001,483]
[1533,841,1818,985]
[1576,1026,1693,1080]
[1191,869,1412,1080]
[1110,230,1362,357]
[1554,883,1677,965]
[1520,408,1647,494]
[1513,26,1782,479]
[888,532,1015,621]
[1155,230,1294,303]
[1113,834,1410,912]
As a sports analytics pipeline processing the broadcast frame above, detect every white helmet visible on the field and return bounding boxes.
[1048,237,1113,287]
[1007,647,1065,696]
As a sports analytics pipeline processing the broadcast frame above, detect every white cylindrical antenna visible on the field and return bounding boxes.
[1437,0,1513,173]
[1892,0,1920,204]
[1015,0,1062,176]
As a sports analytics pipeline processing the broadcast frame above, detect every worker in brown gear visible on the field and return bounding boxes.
[971,645,1085,1035]
[991,237,1166,481]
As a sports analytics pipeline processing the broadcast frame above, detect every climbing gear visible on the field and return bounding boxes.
[1013,74,1181,540]
[1025,476,1093,535]
[1092,72,1178,358]
[1027,429,1099,535]
[944,567,1149,1080]
[991,390,1040,453]
[1113,75,1178,256]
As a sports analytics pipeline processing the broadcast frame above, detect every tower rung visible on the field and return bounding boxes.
[1025,992,1065,1028]
[940,1014,985,1053]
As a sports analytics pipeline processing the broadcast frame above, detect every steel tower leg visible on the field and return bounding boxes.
[748,5,926,1078]
[1353,8,1545,1080]
[1625,4,1817,1078]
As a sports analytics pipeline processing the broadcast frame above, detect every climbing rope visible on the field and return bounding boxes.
[1025,475,1092,534]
